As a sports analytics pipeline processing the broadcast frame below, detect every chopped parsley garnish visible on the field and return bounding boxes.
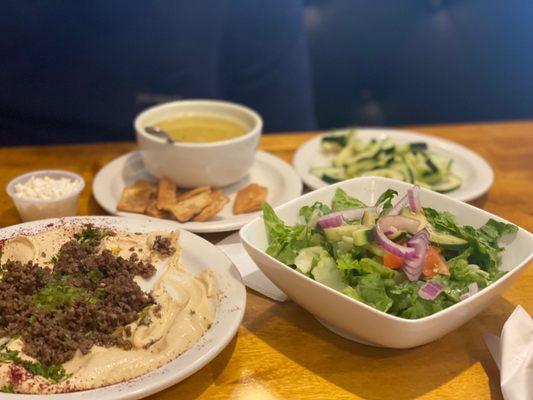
[88,268,104,280]
[0,384,15,393]
[0,345,69,383]
[74,225,109,247]
[34,284,85,312]
[138,306,152,325]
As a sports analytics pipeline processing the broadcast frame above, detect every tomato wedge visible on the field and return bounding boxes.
[423,246,449,277]
[383,252,404,269]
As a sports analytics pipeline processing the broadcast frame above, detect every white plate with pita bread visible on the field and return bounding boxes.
[93,151,303,233]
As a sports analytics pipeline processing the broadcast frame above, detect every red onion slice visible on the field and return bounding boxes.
[317,214,344,229]
[408,185,422,213]
[459,293,470,301]
[317,207,377,229]
[401,228,430,281]
[418,280,443,300]
[378,215,420,234]
[384,226,398,236]
[375,222,415,258]
[460,283,479,301]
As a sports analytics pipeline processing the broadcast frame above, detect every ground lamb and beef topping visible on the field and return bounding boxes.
[0,226,157,372]
[152,235,176,256]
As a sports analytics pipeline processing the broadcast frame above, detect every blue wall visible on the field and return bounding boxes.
[305,0,533,128]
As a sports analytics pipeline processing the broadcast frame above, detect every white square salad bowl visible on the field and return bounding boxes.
[239,177,533,348]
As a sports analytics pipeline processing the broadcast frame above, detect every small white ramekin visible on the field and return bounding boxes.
[134,99,262,188]
[6,170,85,222]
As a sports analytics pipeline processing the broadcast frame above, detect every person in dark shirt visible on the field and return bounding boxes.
[0,0,315,145]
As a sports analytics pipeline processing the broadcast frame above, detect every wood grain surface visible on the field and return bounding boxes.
[0,120,531,399]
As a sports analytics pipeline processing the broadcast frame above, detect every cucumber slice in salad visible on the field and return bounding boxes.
[430,231,468,250]
[352,226,375,246]
[323,225,361,241]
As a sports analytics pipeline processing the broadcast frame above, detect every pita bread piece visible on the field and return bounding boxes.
[157,176,177,210]
[169,190,212,222]
[146,193,174,219]
[193,189,230,222]
[117,181,156,214]
[233,183,268,214]
[176,186,210,202]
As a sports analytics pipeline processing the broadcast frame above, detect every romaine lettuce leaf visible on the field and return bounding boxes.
[388,281,453,319]
[262,203,309,266]
[337,255,397,279]
[374,189,398,215]
[311,251,346,291]
[331,188,366,211]
[355,274,393,312]
[424,207,517,274]
[299,202,331,223]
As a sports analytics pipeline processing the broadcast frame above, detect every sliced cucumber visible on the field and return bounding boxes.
[388,230,407,241]
[333,143,357,167]
[360,169,404,181]
[294,247,323,274]
[315,131,460,193]
[312,254,346,291]
[310,166,347,184]
[430,175,462,193]
[345,159,378,176]
[381,138,396,154]
[343,142,381,165]
[404,153,433,177]
[390,162,414,183]
[427,153,452,175]
[410,142,428,151]
[400,208,428,229]
[322,135,348,147]
[364,243,385,257]
[323,224,361,241]
[321,141,343,153]
[341,235,354,244]
[362,211,377,226]
[430,231,468,250]
[352,226,375,246]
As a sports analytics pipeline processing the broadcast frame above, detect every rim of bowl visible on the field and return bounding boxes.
[134,99,263,148]
[6,169,86,203]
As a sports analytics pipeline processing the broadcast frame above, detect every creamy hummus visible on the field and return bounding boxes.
[0,227,217,393]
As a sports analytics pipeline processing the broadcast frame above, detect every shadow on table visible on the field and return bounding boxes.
[243,295,515,400]
[469,193,488,210]
[0,206,21,227]
[148,336,238,399]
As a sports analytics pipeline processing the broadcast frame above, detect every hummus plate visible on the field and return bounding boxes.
[0,216,246,400]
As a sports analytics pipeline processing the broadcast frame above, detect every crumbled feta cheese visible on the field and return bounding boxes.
[14,176,82,200]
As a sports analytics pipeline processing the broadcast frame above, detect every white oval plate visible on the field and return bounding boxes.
[293,128,494,202]
[93,151,303,233]
[2,216,246,400]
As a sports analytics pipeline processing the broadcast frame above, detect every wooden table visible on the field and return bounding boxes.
[0,121,531,399]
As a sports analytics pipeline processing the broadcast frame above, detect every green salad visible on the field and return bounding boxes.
[261,186,517,319]
[311,130,462,193]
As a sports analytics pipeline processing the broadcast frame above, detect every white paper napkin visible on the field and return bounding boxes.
[484,306,533,400]
[217,232,288,302]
